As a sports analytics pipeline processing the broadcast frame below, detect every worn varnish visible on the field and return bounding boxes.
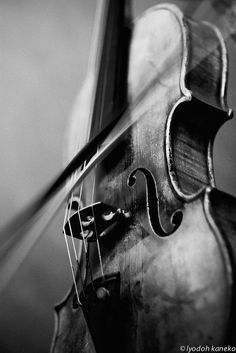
[51,3,236,353]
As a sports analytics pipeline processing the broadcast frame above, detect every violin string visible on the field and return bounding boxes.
[62,205,82,306]
[74,166,95,288]
[91,170,105,280]
[67,192,79,262]
[73,165,94,288]
[70,172,88,277]
[63,231,82,306]
[77,167,88,256]
[62,168,89,304]
[69,168,89,259]
[70,193,87,258]
[66,192,86,298]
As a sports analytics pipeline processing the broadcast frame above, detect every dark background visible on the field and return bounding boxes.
[0,0,236,352]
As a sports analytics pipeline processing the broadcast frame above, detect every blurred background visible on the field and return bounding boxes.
[0,0,235,352]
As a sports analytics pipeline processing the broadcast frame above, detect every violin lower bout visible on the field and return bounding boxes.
[51,188,233,353]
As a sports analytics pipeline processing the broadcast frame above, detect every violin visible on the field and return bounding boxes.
[51,1,236,351]
[0,1,236,352]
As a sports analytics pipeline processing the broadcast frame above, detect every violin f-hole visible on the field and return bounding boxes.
[128,167,182,237]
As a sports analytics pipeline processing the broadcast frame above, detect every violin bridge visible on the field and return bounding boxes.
[63,202,130,242]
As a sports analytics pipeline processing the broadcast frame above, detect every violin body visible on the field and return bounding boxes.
[51,4,236,352]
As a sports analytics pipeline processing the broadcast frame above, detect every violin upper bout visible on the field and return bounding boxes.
[128,3,233,202]
[129,3,230,111]
[165,12,233,200]
[185,17,230,112]
[128,4,190,101]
